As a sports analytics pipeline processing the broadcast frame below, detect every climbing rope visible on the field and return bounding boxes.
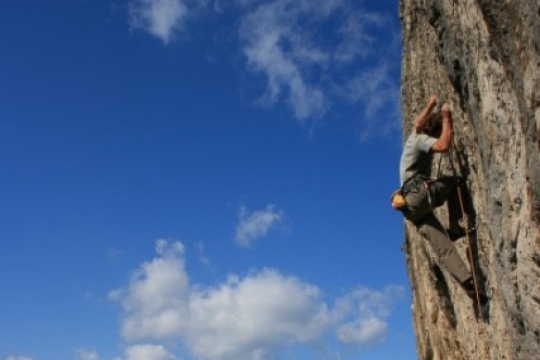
[446,149,483,312]
[447,141,490,360]
[435,145,478,290]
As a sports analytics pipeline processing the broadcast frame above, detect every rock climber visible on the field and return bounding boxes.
[393,94,488,312]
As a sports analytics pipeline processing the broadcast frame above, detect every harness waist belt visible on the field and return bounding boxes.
[401,175,429,194]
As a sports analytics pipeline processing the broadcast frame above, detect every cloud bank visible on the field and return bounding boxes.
[111,240,404,360]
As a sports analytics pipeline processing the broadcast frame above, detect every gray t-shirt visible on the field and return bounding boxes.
[399,131,437,185]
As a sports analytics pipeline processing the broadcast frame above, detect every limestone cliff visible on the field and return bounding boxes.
[399,1,540,359]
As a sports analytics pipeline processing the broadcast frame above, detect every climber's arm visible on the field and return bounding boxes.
[414,94,438,130]
[430,103,453,153]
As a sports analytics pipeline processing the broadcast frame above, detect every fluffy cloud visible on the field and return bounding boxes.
[111,240,404,360]
[129,0,188,43]
[234,205,284,247]
[109,240,190,340]
[185,269,332,359]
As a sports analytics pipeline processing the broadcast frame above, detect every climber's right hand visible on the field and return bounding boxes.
[442,103,451,113]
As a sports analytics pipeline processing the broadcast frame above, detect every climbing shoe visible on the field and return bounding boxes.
[473,295,490,321]
[462,278,489,320]
[447,226,476,241]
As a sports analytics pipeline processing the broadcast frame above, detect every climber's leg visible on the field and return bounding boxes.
[418,212,471,284]
[428,177,475,241]
[429,177,463,230]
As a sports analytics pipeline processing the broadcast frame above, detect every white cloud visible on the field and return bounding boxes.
[333,11,389,63]
[108,247,125,262]
[109,240,191,340]
[114,344,177,360]
[195,241,212,269]
[111,240,405,360]
[5,357,34,360]
[336,317,387,343]
[75,348,100,360]
[186,269,332,359]
[334,286,404,344]
[234,205,284,247]
[129,0,188,43]
[238,0,398,125]
[239,0,338,121]
[125,0,400,134]
[344,60,401,141]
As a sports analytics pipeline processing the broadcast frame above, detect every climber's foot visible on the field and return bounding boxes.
[462,278,490,321]
[447,226,476,241]
[474,295,490,322]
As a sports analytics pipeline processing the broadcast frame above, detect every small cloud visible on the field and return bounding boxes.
[195,241,213,269]
[336,316,387,343]
[335,58,401,142]
[75,348,100,360]
[108,247,125,262]
[5,357,34,360]
[234,205,284,247]
[113,344,177,360]
[129,0,188,43]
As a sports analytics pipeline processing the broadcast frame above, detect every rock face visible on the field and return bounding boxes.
[399,1,540,359]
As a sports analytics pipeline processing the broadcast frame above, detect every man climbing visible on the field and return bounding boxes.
[395,94,488,313]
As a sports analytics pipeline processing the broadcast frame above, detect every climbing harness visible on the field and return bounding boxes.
[390,175,433,211]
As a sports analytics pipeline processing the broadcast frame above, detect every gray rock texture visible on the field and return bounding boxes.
[399,1,540,359]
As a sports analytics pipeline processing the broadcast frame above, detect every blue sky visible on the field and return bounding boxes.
[0,0,415,359]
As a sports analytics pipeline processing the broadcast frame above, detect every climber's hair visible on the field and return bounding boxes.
[418,112,442,137]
